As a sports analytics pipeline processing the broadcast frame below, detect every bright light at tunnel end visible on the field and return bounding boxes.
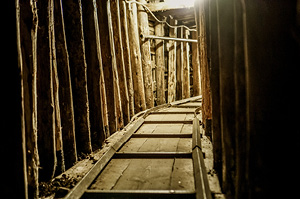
[164,0,197,8]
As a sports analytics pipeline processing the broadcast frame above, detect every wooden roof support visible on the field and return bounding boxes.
[155,16,166,105]
[138,0,155,109]
[127,0,147,112]
[167,18,177,103]
[62,0,92,155]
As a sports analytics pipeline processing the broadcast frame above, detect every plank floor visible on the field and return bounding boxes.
[64,96,212,199]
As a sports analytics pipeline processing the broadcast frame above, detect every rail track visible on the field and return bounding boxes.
[64,96,211,199]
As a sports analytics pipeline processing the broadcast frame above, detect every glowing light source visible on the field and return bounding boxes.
[164,0,196,8]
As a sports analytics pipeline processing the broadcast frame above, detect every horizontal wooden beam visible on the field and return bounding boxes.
[132,133,192,138]
[83,190,196,199]
[113,152,192,159]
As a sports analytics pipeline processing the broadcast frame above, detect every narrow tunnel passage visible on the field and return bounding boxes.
[4,0,300,198]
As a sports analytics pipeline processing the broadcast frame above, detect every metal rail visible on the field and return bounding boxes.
[64,96,211,199]
[140,34,198,43]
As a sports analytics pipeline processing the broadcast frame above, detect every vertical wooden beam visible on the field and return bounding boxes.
[195,0,212,132]
[176,27,183,100]
[233,1,247,198]
[243,1,299,198]
[18,0,39,197]
[191,31,201,96]
[49,0,65,176]
[81,0,106,150]
[216,0,236,196]
[62,0,92,154]
[138,0,154,108]
[120,0,135,118]
[127,0,146,112]
[207,0,222,185]
[14,1,30,198]
[182,29,190,99]
[96,0,117,135]
[54,0,77,169]
[36,0,56,181]
[110,0,130,125]
[155,17,166,105]
[107,0,124,130]
[168,17,177,103]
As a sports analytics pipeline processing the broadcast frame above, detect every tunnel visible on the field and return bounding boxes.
[2,0,300,198]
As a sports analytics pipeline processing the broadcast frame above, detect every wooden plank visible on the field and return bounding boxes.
[114,152,192,158]
[170,159,195,190]
[144,120,193,124]
[168,17,177,103]
[127,0,147,112]
[110,0,130,125]
[36,0,57,180]
[54,0,77,169]
[17,0,39,196]
[81,0,105,150]
[96,0,117,135]
[111,159,175,190]
[89,159,132,190]
[216,0,236,194]
[65,117,145,198]
[155,16,166,105]
[138,0,154,109]
[131,134,192,138]
[62,0,92,154]
[84,190,195,199]
[119,138,190,152]
[145,113,193,122]
[194,0,212,133]
[120,0,135,117]
[191,31,201,96]
[182,29,190,99]
[176,27,183,100]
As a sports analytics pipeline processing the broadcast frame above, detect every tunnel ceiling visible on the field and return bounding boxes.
[147,1,196,27]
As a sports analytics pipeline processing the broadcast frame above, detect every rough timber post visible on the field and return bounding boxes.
[96,0,117,135]
[168,17,177,103]
[62,0,92,154]
[81,0,106,150]
[155,16,166,105]
[138,0,154,108]
[127,0,146,112]
[120,0,135,117]
[54,0,77,169]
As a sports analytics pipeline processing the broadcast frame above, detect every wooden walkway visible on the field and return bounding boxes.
[64,96,211,199]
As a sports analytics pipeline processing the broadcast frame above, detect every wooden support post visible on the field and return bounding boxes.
[195,0,212,133]
[81,0,106,150]
[176,27,183,100]
[138,0,154,108]
[168,17,177,103]
[107,0,124,130]
[191,31,201,96]
[54,0,77,169]
[49,0,65,176]
[243,1,299,198]
[36,0,57,181]
[110,0,130,125]
[182,29,190,99]
[233,1,247,198]
[62,0,92,154]
[155,17,166,105]
[206,0,222,185]
[216,0,236,196]
[127,0,146,112]
[16,0,39,197]
[96,0,117,135]
[120,0,135,118]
